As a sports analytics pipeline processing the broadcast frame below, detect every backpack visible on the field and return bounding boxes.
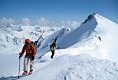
[50,42,56,51]
[30,41,36,48]
[25,41,36,54]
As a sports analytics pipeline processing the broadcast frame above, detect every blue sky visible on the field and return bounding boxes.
[0,0,118,22]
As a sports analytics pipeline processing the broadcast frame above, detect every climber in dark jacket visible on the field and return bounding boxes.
[50,42,56,59]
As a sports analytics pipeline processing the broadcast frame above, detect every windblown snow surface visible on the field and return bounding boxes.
[0,13,118,80]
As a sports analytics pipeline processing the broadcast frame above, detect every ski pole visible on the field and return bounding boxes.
[18,57,20,79]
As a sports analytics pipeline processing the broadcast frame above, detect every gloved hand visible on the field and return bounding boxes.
[19,52,22,59]
[31,56,35,60]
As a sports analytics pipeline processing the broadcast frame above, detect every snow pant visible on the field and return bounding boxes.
[51,50,55,59]
[23,56,34,72]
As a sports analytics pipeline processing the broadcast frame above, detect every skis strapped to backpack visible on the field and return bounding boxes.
[35,31,45,47]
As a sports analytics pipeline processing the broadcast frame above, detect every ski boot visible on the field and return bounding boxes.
[28,71,32,75]
[22,71,28,75]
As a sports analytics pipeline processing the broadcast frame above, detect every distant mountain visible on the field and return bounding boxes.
[0,18,80,54]
[0,24,62,54]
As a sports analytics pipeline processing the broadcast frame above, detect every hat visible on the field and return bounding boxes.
[25,39,30,43]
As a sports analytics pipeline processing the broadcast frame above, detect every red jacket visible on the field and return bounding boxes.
[21,43,36,57]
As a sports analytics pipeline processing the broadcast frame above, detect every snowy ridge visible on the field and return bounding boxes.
[55,13,118,62]
[1,49,118,80]
[0,13,118,80]
[58,13,98,48]
[36,28,70,58]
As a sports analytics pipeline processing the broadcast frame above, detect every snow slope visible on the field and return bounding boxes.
[57,13,118,62]
[22,14,118,80]
[0,13,118,80]
[21,49,118,80]
[37,28,70,58]
[1,49,118,80]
